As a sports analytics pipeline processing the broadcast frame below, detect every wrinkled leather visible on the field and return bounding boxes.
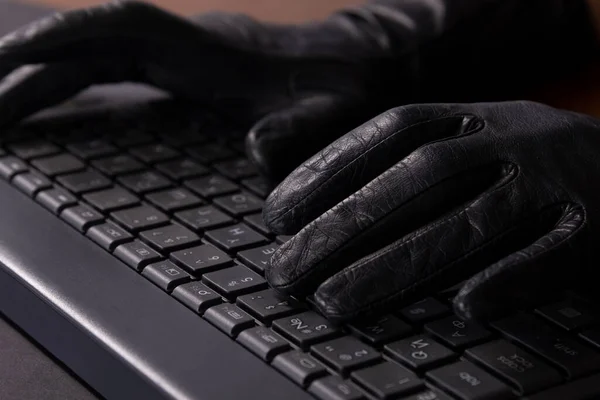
[264,101,600,323]
[0,0,595,182]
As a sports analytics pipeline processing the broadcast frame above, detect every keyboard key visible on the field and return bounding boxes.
[175,206,234,231]
[526,372,600,400]
[172,282,222,313]
[351,362,423,399]
[66,139,117,160]
[111,205,169,232]
[466,339,562,394]
[36,188,77,214]
[113,240,162,271]
[243,213,272,236]
[309,376,365,400]
[204,303,254,337]
[205,223,268,252]
[425,315,491,348]
[276,235,293,245]
[237,327,290,362]
[87,222,133,251]
[0,156,28,179]
[492,312,600,379]
[56,170,112,194]
[8,139,60,159]
[146,188,203,212]
[399,298,450,324]
[13,172,51,196]
[84,187,139,212]
[237,244,279,274]
[426,361,514,400]
[384,335,456,371]
[185,175,238,198]
[242,176,272,198]
[140,224,201,252]
[214,158,258,180]
[403,389,452,400]
[237,289,303,323]
[203,265,267,299]
[535,300,596,331]
[170,244,233,274]
[186,143,235,163]
[214,192,263,216]
[273,311,340,349]
[60,205,104,232]
[142,261,191,292]
[129,143,179,163]
[348,315,412,346]
[118,171,171,194]
[272,351,328,387]
[91,154,145,176]
[31,153,84,176]
[312,337,380,374]
[156,158,208,180]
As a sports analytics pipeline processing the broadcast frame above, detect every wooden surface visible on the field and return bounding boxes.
[22,0,600,118]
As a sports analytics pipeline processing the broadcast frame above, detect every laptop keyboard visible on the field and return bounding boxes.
[1,102,600,400]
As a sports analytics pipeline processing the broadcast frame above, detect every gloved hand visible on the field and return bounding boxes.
[0,0,595,182]
[263,101,600,323]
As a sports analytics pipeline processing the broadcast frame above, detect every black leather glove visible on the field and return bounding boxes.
[263,101,600,323]
[0,0,595,182]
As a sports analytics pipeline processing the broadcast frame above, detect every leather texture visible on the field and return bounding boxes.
[0,0,595,182]
[264,101,600,323]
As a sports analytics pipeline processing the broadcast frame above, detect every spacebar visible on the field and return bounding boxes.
[525,373,600,400]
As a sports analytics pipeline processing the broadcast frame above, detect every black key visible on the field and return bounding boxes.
[492,312,600,378]
[237,244,279,274]
[31,153,85,176]
[111,205,169,232]
[118,171,171,194]
[113,240,162,271]
[535,300,596,331]
[272,351,328,387]
[384,335,456,371]
[243,213,272,236]
[309,376,366,400]
[66,139,117,160]
[236,327,290,362]
[36,188,77,214]
[170,244,233,274]
[403,388,452,400]
[87,222,133,251]
[425,315,491,349]
[348,315,412,346]
[203,265,267,299]
[242,176,272,198]
[83,187,139,212]
[399,298,450,324]
[580,328,600,349]
[129,143,179,163]
[56,170,112,194]
[276,235,293,245]
[213,158,258,180]
[112,132,153,147]
[156,158,208,180]
[426,361,514,400]
[146,188,203,212]
[8,140,60,159]
[214,192,263,216]
[13,172,51,196]
[0,156,28,179]
[203,303,254,337]
[142,261,191,292]
[175,205,234,231]
[312,337,380,374]
[526,372,600,400]
[91,154,145,176]
[466,339,562,395]
[205,223,268,252]
[185,175,238,198]
[172,281,222,313]
[351,362,423,399]
[273,311,340,349]
[237,289,302,323]
[186,143,235,163]
[140,224,201,252]
[60,205,104,232]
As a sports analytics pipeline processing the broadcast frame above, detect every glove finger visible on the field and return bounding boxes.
[266,136,517,299]
[263,103,484,235]
[453,203,586,321]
